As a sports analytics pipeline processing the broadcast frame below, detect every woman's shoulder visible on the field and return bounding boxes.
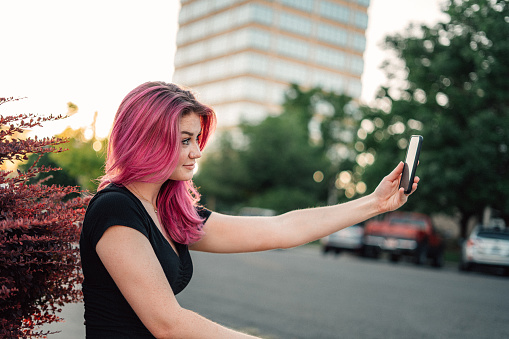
[85,183,145,220]
[89,183,135,207]
[83,183,149,243]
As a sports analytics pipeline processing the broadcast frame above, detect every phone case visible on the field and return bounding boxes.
[399,135,423,194]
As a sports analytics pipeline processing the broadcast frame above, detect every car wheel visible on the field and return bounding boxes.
[458,259,472,271]
[363,246,380,259]
[414,244,428,265]
[431,250,444,268]
[389,253,400,263]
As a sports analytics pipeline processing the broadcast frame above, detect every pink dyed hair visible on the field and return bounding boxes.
[99,81,216,244]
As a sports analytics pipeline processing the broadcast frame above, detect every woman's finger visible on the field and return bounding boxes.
[386,162,405,181]
[406,182,419,195]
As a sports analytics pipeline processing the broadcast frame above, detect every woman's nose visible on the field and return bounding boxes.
[190,145,202,159]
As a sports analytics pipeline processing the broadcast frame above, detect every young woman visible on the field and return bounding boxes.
[79,81,419,338]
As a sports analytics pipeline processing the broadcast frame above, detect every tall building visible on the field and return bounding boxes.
[173,0,370,129]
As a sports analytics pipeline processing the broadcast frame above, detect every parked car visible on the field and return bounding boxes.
[362,212,444,267]
[459,223,509,274]
[321,224,364,255]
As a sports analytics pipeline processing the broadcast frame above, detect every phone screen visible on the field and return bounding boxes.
[400,135,422,193]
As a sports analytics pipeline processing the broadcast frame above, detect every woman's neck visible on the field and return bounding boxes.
[127,181,161,207]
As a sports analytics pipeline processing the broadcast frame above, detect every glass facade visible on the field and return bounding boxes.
[278,12,312,36]
[316,23,348,47]
[174,0,369,128]
[319,1,350,24]
[281,0,314,12]
[177,3,365,53]
[276,35,309,60]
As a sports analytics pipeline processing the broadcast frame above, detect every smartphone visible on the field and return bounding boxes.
[399,135,423,194]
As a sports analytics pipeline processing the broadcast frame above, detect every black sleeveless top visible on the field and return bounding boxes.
[79,183,211,338]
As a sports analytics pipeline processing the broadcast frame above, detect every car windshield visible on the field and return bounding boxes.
[478,228,509,240]
[389,218,426,229]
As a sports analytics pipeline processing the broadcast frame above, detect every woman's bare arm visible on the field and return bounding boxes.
[96,225,259,338]
[191,162,419,253]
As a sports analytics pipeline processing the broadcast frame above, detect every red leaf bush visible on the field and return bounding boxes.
[0,97,90,338]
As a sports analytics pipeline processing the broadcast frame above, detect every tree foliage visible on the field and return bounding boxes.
[0,97,89,338]
[45,127,105,192]
[19,107,106,192]
[361,0,509,237]
[195,85,364,214]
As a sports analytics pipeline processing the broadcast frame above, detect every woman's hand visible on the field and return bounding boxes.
[373,162,420,214]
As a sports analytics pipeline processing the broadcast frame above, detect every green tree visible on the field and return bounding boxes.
[195,85,364,214]
[361,0,509,237]
[49,126,106,192]
[20,108,107,193]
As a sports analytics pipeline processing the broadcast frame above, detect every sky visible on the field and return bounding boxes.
[0,0,448,139]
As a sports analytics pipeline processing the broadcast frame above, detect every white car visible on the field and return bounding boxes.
[321,224,364,255]
[459,223,509,274]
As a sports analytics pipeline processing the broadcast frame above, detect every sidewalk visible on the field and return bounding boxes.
[39,302,85,338]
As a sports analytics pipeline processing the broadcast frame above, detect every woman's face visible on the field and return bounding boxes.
[169,113,202,181]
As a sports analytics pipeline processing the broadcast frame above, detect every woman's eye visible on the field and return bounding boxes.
[182,138,191,145]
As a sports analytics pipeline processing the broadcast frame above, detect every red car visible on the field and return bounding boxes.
[362,212,444,267]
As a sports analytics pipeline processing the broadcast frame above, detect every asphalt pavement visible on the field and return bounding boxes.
[40,246,509,338]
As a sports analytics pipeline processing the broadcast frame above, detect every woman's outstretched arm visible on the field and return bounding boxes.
[191,162,419,253]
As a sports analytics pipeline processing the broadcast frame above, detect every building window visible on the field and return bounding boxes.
[232,4,251,26]
[176,28,188,45]
[213,34,232,56]
[188,43,206,63]
[249,29,271,50]
[311,70,345,94]
[187,1,210,23]
[187,20,206,41]
[280,0,314,12]
[274,60,308,84]
[243,78,267,101]
[247,53,269,76]
[315,47,347,70]
[319,1,350,24]
[317,24,348,47]
[180,0,243,24]
[349,56,364,75]
[278,12,312,36]
[178,6,189,24]
[211,11,232,34]
[206,58,226,80]
[353,11,369,29]
[276,36,309,60]
[211,0,236,13]
[267,83,287,104]
[176,28,273,68]
[250,3,274,25]
[350,33,366,52]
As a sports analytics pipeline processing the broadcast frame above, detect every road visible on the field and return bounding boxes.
[42,246,508,338]
[178,247,508,338]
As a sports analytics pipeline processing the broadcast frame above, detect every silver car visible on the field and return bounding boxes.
[321,224,364,255]
[459,224,509,274]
